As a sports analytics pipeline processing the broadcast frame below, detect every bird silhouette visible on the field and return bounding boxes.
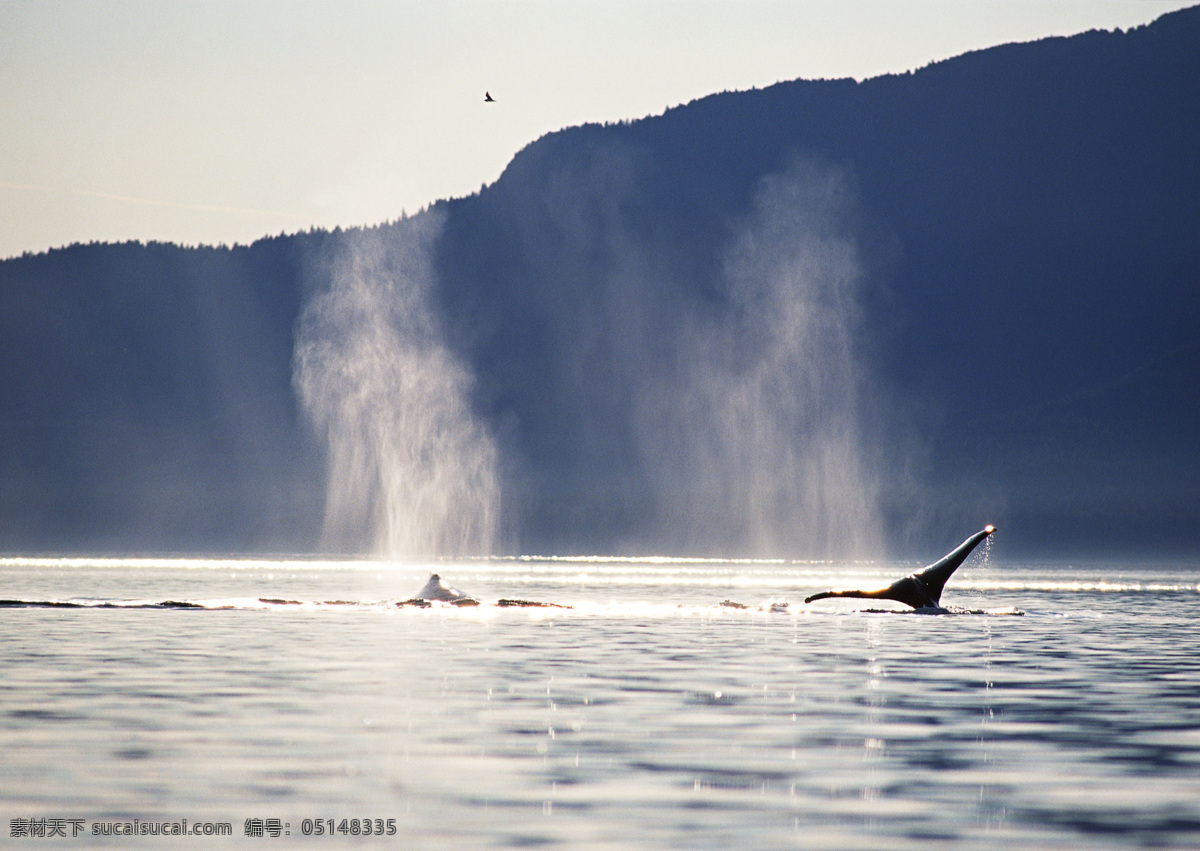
[484,91,495,102]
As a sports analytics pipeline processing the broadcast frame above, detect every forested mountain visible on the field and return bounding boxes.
[3,6,1197,557]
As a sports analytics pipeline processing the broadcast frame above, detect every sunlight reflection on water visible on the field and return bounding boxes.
[1,558,1198,847]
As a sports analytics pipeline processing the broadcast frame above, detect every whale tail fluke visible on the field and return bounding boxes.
[805,525,995,609]
[908,525,995,604]
[804,587,893,604]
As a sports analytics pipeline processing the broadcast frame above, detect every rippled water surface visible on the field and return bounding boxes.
[2,554,1199,847]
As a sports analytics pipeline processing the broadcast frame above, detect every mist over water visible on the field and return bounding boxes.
[634,160,886,557]
[292,158,893,560]
[292,214,500,558]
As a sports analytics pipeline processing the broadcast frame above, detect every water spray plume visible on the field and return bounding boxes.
[641,158,886,557]
[293,213,500,559]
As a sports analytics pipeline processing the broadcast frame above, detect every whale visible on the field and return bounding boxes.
[805,525,995,609]
[401,574,572,609]
[405,573,480,606]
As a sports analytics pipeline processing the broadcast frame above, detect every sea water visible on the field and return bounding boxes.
[1,554,1198,848]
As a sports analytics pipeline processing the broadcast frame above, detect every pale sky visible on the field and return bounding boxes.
[1,0,1195,259]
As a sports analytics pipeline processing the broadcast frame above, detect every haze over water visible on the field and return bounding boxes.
[3,553,1199,847]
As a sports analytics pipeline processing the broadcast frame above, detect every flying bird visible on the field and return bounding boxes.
[484,91,495,102]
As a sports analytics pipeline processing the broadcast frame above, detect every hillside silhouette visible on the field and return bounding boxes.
[2,7,1197,557]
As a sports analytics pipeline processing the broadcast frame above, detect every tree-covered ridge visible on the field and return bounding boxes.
[1,7,1196,556]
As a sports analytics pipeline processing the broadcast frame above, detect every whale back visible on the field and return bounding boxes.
[413,573,474,602]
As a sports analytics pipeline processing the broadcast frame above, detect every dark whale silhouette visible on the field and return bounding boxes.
[805,526,995,609]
